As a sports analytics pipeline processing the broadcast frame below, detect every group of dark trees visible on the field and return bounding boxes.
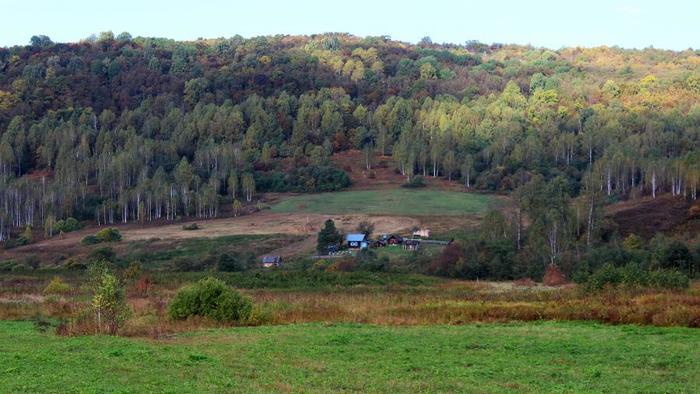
[1,32,699,243]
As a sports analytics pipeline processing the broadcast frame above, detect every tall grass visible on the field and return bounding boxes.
[2,272,699,336]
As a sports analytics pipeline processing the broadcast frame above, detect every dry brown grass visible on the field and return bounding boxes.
[3,277,699,337]
[3,212,422,262]
[245,282,700,327]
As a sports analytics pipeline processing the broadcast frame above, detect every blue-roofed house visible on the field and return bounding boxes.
[346,233,369,250]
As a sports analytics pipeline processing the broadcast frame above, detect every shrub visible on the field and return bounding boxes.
[95,227,122,242]
[312,259,331,271]
[123,261,143,281]
[585,263,690,291]
[182,223,200,231]
[16,226,33,246]
[622,234,643,251]
[82,228,122,245]
[401,175,426,188]
[23,255,40,270]
[43,277,71,295]
[168,277,253,323]
[647,269,690,289]
[89,247,116,263]
[81,235,100,245]
[542,264,568,286]
[327,258,357,272]
[2,239,18,249]
[659,240,693,273]
[585,264,622,290]
[217,252,254,272]
[54,217,82,233]
[135,274,152,296]
[0,260,18,271]
[355,250,388,272]
[64,258,87,270]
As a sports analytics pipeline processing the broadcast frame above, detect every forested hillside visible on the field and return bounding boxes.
[1,32,699,241]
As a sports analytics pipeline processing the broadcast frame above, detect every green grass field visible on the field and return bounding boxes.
[375,243,443,259]
[121,234,303,267]
[270,189,496,216]
[2,321,698,393]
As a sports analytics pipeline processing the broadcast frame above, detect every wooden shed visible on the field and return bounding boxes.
[379,234,404,245]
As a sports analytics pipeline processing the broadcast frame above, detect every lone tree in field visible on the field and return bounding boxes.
[88,261,129,335]
[317,219,342,253]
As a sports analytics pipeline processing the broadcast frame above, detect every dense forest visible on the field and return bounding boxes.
[0,32,699,245]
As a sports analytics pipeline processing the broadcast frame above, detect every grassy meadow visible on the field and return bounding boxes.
[2,320,699,393]
[120,234,304,269]
[270,189,496,216]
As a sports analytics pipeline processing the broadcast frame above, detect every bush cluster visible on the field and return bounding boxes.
[168,277,253,323]
[81,227,122,245]
[53,218,82,233]
[584,263,689,291]
[168,251,255,272]
[401,175,426,188]
[43,276,71,295]
[182,223,200,231]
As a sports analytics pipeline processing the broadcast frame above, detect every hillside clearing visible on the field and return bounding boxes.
[270,189,497,216]
[1,213,422,262]
[1,321,698,392]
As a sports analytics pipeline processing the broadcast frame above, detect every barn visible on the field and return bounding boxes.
[346,233,369,250]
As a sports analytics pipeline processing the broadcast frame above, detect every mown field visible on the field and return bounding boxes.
[270,189,496,216]
[1,321,698,393]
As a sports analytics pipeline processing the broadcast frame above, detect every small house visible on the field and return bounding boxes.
[261,255,283,268]
[403,239,420,251]
[346,233,369,250]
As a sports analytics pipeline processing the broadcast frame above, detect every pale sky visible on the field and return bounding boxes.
[1,0,698,50]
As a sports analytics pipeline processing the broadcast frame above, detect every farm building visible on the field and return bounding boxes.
[378,234,403,245]
[412,228,431,238]
[403,239,420,251]
[260,255,283,268]
[373,239,387,248]
[346,233,369,249]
